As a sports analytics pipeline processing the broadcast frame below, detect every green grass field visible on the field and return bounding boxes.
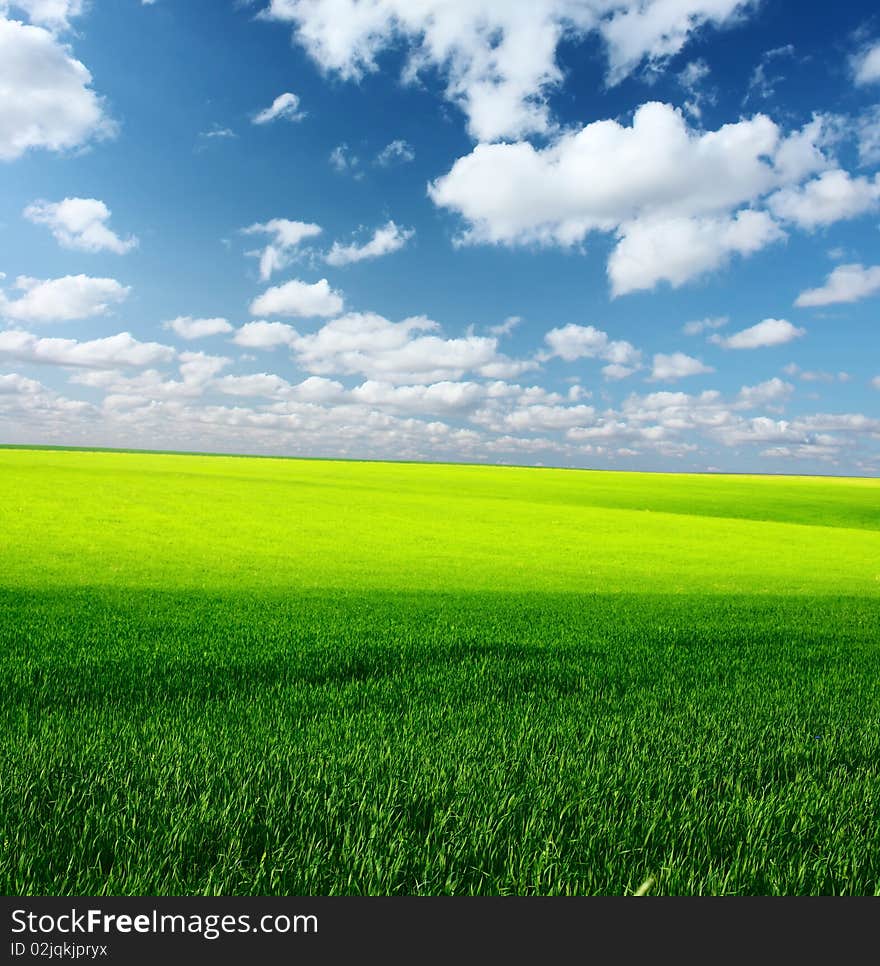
[2,448,879,895]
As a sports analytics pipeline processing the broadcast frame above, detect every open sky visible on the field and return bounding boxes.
[1,0,878,474]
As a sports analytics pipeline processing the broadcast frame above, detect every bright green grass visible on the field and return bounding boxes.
[1,448,879,895]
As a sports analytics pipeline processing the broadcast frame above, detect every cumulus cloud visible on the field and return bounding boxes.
[0,329,175,368]
[852,40,880,86]
[252,92,305,124]
[242,218,323,281]
[609,209,784,295]
[541,324,642,376]
[650,352,714,381]
[767,170,880,230]
[249,278,344,318]
[325,221,414,266]
[232,320,299,349]
[795,263,880,307]
[23,197,138,254]
[736,377,793,408]
[0,274,130,323]
[163,317,233,340]
[0,16,115,161]
[261,0,757,141]
[710,318,805,349]
[430,103,831,293]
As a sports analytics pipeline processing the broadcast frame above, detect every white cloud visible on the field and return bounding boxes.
[261,0,757,141]
[609,209,784,295]
[872,375,880,390]
[351,379,485,414]
[767,170,880,230]
[70,352,231,405]
[249,278,344,318]
[232,320,299,349]
[5,1,84,30]
[650,352,714,381]
[744,43,795,104]
[602,363,639,381]
[489,316,521,337]
[783,363,850,384]
[0,371,43,393]
[0,329,175,368]
[710,318,805,349]
[289,311,529,384]
[177,351,231,385]
[857,106,880,167]
[375,139,415,166]
[736,377,793,408]
[0,16,115,161]
[0,274,130,323]
[163,317,233,340]
[325,221,414,266]
[853,40,880,86]
[252,91,305,124]
[430,103,829,293]
[676,59,712,119]
[682,316,727,335]
[599,0,755,85]
[329,143,360,175]
[199,124,236,141]
[23,197,138,254]
[542,323,642,372]
[795,263,880,307]
[242,218,323,281]
[215,372,293,398]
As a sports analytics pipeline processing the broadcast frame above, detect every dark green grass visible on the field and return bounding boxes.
[3,589,879,896]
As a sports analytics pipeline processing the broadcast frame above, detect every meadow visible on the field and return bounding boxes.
[1,447,879,895]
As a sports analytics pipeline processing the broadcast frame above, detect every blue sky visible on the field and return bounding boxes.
[1,0,879,474]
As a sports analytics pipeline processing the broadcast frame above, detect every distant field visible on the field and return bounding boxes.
[1,448,879,894]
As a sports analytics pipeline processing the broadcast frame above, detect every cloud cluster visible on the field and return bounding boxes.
[261,0,756,141]
[430,103,832,294]
[285,311,531,384]
[541,323,641,378]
